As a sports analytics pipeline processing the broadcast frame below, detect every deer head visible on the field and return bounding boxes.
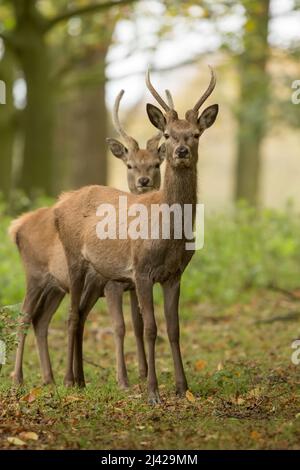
[107,90,166,194]
[145,66,219,169]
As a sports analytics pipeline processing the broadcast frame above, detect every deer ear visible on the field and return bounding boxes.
[106,138,128,160]
[158,143,166,162]
[146,104,166,131]
[197,104,219,131]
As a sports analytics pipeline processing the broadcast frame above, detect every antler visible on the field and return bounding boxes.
[165,89,174,109]
[192,65,216,113]
[145,69,171,113]
[146,131,162,152]
[113,90,139,149]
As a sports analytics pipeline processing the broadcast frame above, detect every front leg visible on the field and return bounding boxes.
[162,277,188,396]
[104,282,129,390]
[130,290,148,380]
[135,277,159,404]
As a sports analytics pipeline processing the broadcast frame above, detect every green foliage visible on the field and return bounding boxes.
[0,304,21,364]
[180,202,300,305]
[1,200,300,309]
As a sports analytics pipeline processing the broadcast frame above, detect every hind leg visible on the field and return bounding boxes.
[33,288,65,385]
[12,284,44,385]
[73,282,100,387]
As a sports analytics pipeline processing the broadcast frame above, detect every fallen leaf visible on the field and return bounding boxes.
[195,359,207,371]
[186,390,196,403]
[63,395,83,406]
[250,431,261,440]
[7,437,26,446]
[20,387,42,403]
[19,431,39,441]
[236,397,245,405]
[217,362,224,371]
[248,387,262,399]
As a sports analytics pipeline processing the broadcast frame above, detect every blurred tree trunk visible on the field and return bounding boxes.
[0,47,15,202]
[235,0,271,206]
[69,47,109,189]
[12,0,54,197]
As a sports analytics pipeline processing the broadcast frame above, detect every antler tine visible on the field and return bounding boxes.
[146,131,163,151]
[193,65,216,113]
[165,89,174,109]
[146,68,170,112]
[112,89,138,148]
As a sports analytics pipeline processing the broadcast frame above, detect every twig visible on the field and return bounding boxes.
[267,283,300,301]
[45,0,137,32]
[83,357,105,369]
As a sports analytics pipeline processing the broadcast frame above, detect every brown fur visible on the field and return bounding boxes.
[54,71,219,402]
[10,139,163,388]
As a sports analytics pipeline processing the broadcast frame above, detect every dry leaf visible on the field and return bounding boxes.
[248,387,262,399]
[236,397,245,405]
[7,437,26,446]
[20,387,42,403]
[185,390,196,403]
[195,359,207,371]
[250,431,261,440]
[19,431,39,441]
[217,362,223,371]
[63,395,83,406]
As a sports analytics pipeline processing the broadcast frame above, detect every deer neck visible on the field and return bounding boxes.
[162,159,198,210]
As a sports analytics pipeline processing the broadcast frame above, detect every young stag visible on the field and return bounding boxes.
[9,89,165,389]
[54,67,218,403]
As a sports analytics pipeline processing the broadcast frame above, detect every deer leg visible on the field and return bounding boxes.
[32,288,65,385]
[12,285,45,385]
[135,278,159,404]
[73,283,100,387]
[64,268,85,387]
[129,289,148,380]
[162,277,188,396]
[104,282,129,389]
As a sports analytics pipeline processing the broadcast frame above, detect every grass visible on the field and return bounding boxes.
[1,290,300,449]
[1,202,300,449]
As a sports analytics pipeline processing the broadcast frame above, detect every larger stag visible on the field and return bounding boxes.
[54,67,218,403]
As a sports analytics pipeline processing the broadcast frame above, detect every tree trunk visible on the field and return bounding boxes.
[55,47,109,193]
[235,0,271,206]
[0,47,15,202]
[17,29,54,197]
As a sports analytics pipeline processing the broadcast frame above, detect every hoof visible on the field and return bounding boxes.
[118,379,130,390]
[139,369,148,381]
[74,376,86,388]
[64,376,75,387]
[43,377,55,386]
[176,385,188,397]
[12,374,24,386]
[148,390,161,405]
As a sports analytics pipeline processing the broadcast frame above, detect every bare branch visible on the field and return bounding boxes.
[108,51,212,81]
[45,0,136,32]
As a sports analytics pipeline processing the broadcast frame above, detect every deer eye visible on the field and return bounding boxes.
[127,164,132,169]
[164,133,169,139]
[155,163,160,169]
[194,133,200,139]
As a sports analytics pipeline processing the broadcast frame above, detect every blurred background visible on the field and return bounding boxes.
[1,4,300,450]
[0,0,300,213]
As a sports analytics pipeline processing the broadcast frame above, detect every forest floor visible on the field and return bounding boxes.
[1,290,300,450]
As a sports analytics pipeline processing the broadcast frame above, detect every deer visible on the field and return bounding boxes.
[53,67,219,403]
[9,89,166,389]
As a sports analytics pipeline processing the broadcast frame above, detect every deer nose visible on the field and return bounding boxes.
[176,146,189,158]
[138,177,150,187]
